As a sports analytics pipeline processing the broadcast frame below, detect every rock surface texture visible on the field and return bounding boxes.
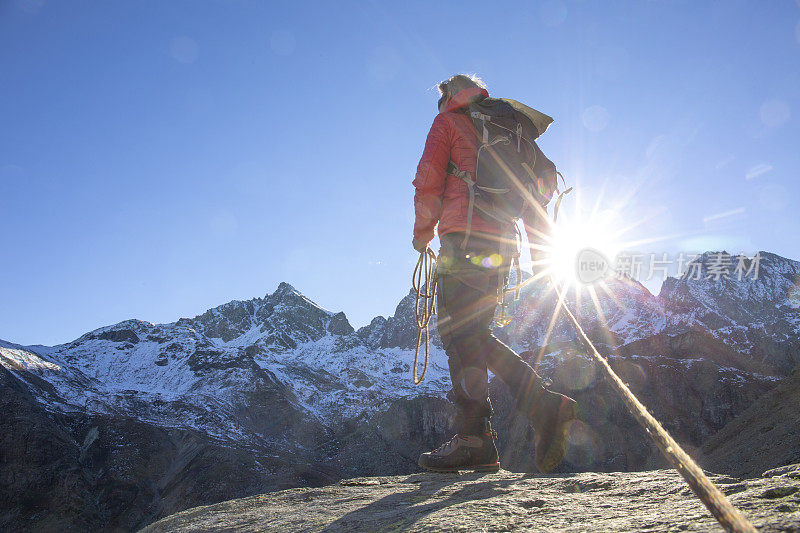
[700,366,800,478]
[141,468,800,532]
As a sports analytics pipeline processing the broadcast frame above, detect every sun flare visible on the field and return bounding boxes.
[522,192,625,292]
[543,211,621,285]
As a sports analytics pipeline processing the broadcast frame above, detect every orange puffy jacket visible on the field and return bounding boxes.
[413,86,540,246]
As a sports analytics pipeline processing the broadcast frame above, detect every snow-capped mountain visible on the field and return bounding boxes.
[660,251,800,374]
[1,250,798,531]
[1,282,451,438]
[2,250,796,445]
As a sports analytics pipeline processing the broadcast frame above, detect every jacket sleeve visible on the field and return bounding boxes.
[412,114,451,243]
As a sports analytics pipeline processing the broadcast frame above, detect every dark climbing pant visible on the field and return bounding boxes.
[436,232,545,435]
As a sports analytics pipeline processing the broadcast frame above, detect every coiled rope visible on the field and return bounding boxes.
[551,282,756,533]
[411,247,438,385]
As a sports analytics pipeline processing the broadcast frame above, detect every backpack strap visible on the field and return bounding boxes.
[446,161,476,249]
[470,111,490,144]
[447,160,521,250]
[552,186,573,223]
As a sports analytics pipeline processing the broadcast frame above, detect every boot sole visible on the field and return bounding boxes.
[536,398,578,474]
[419,462,501,474]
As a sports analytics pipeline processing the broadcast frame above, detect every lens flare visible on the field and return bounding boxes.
[534,193,623,289]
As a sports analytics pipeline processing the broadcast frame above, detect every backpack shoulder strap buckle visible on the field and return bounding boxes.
[446,161,476,249]
[446,161,473,183]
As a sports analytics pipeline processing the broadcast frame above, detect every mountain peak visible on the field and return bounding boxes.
[273,281,298,296]
[268,282,327,312]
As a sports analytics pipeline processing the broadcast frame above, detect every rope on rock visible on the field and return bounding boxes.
[411,247,438,385]
[551,282,757,533]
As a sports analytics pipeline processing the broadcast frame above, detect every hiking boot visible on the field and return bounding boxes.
[529,389,577,473]
[418,431,500,473]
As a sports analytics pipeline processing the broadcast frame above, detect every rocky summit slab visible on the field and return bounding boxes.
[140,468,800,532]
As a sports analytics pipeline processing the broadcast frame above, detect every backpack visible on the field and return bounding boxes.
[446,97,567,249]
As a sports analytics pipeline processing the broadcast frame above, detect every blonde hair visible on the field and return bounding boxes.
[437,74,487,96]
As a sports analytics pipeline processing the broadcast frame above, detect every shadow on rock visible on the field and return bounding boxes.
[320,472,523,532]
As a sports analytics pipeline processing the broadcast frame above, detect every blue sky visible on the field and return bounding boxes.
[2,0,799,345]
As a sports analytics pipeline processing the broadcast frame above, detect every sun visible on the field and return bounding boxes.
[546,212,620,285]
[524,193,623,290]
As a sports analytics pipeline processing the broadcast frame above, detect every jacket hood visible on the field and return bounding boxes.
[443,86,490,113]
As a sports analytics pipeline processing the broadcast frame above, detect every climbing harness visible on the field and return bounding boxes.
[551,282,756,533]
[411,247,438,385]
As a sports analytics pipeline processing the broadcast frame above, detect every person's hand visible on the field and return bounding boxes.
[412,237,429,254]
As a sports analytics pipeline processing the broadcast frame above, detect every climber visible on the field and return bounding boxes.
[411,74,578,474]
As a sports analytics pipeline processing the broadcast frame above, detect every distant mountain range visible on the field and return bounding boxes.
[1,250,798,531]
